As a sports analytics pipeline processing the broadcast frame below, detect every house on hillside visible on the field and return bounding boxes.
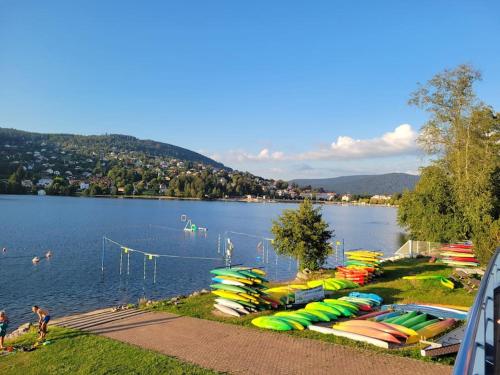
[37,178,53,188]
[21,180,33,189]
[341,194,352,202]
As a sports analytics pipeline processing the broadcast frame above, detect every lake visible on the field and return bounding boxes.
[0,195,405,328]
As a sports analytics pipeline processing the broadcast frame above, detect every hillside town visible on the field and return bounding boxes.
[0,135,401,204]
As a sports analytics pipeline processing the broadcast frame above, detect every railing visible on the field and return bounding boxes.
[454,247,500,375]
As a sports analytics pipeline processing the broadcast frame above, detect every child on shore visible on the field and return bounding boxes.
[32,306,50,341]
[0,311,8,350]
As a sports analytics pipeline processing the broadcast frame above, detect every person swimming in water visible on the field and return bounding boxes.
[32,306,50,341]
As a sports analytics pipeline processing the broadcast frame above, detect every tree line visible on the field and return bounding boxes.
[398,65,499,263]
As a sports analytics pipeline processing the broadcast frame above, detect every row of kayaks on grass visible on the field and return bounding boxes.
[252,292,382,331]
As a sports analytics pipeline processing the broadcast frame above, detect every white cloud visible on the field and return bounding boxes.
[298,124,418,160]
[211,124,418,164]
[212,148,287,163]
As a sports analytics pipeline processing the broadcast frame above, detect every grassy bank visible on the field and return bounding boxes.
[1,327,219,375]
[146,258,476,365]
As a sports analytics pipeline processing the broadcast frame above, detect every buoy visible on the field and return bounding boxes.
[32,257,40,264]
[2,247,6,253]
[45,251,52,258]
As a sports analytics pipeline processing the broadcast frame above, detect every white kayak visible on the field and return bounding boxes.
[214,303,241,317]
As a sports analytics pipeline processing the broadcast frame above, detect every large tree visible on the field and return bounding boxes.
[399,64,500,262]
[271,199,333,270]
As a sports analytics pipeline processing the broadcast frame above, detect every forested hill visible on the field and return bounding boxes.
[1,127,278,198]
[0,128,224,169]
[291,173,419,194]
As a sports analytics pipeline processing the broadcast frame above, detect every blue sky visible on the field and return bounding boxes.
[1,1,499,179]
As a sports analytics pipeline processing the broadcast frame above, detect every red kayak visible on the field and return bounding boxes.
[445,244,473,249]
[443,256,479,263]
[440,247,474,254]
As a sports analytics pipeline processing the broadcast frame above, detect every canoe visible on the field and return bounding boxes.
[374,311,402,322]
[214,303,241,317]
[384,323,420,344]
[336,320,408,339]
[308,325,391,349]
[441,260,479,267]
[214,276,255,285]
[410,318,439,331]
[274,312,312,326]
[417,318,456,339]
[252,316,293,331]
[381,304,468,320]
[212,277,246,287]
[440,247,474,254]
[273,316,305,330]
[214,298,252,312]
[331,324,401,344]
[212,290,256,303]
[440,278,455,289]
[299,309,331,322]
[440,252,476,258]
[355,310,394,320]
[306,302,341,316]
[390,311,418,325]
[349,292,383,304]
[443,256,479,263]
[401,313,427,328]
[323,299,359,312]
[231,266,267,276]
[210,284,250,294]
[289,310,320,322]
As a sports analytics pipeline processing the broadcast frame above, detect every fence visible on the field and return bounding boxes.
[384,240,442,261]
[453,247,500,375]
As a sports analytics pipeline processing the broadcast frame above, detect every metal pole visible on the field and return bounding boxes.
[342,239,345,266]
[101,237,105,272]
[143,255,146,280]
[119,249,123,275]
[153,257,157,284]
[127,252,130,275]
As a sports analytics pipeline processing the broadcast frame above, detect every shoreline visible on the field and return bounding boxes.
[0,193,398,207]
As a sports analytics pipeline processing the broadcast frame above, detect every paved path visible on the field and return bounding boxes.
[74,311,453,375]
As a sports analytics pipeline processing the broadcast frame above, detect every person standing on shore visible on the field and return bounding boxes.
[32,306,50,341]
[0,311,8,349]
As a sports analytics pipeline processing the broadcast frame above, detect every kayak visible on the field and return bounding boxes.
[381,304,468,320]
[417,318,456,339]
[331,324,402,344]
[336,320,408,339]
[252,316,293,331]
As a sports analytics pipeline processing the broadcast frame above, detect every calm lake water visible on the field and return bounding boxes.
[0,195,405,329]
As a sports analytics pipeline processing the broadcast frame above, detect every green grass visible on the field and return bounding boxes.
[146,258,476,366]
[1,327,220,375]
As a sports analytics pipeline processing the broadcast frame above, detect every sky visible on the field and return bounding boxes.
[1,1,499,180]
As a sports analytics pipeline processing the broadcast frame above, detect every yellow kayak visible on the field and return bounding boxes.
[217,276,254,285]
[212,290,258,303]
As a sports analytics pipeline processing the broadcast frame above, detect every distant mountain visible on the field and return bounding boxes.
[0,127,225,169]
[291,173,419,195]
